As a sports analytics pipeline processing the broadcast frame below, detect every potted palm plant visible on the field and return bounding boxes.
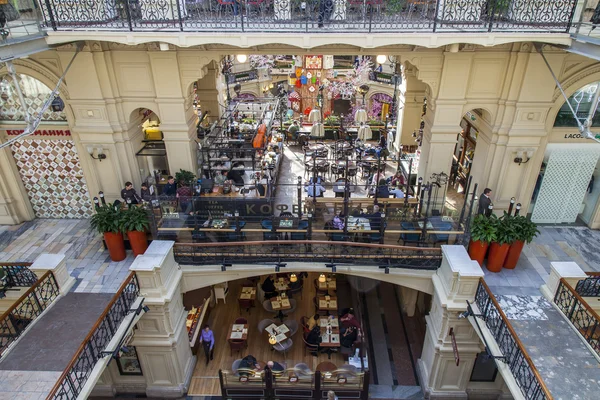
[487,213,516,272]
[90,204,126,262]
[468,214,497,266]
[503,216,539,269]
[121,206,150,256]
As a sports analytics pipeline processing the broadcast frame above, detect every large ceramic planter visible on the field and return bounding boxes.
[127,230,148,256]
[468,240,489,266]
[503,240,525,270]
[104,232,126,262]
[487,242,510,273]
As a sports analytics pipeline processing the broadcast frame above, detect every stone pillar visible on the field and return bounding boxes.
[418,245,485,399]
[0,145,34,224]
[29,253,76,294]
[129,241,195,398]
[540,261,588,301]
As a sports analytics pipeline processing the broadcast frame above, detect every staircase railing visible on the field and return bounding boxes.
[574,272,600,297]
[0,270,60,356]
[474,279,552,400]
[46,272,140,400]
[554,278,600,358]
[0,263,38,288]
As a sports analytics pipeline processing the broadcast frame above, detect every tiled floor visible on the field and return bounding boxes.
[0,219,135,293]
[484,226,600,400]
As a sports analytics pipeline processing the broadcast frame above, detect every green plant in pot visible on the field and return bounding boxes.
[468,214,497,266]
[503,216,539,269]
[90,204,126,262]
[487,213,517,272]
[121,206,150,256]
[175,169,196,186]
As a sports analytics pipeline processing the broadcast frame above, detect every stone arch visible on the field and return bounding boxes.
[0,58,71,100]
[461,106,495,127]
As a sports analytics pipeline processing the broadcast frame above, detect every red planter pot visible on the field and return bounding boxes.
[487,242,511,273]
[104,232,126,262]
[503,240,525,270]
[468,240,489,267]
[127,230,148,256]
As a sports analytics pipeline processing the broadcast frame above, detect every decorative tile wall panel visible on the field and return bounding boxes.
[10,139,92,219]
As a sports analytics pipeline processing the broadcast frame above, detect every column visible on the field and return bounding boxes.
[540,261,588,302]
[129,241,195,398]
[0,145,34,224]
[417,245,485,399]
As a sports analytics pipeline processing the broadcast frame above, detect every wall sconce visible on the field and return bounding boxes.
[87,146,106,162]
[514,149,534,165]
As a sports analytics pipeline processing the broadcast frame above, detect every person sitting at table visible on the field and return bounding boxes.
[375,178,390,198]
[163,176,177,196]
[262,275,278,299]
[340,309,361,332]
[306,326,322,356]
[267,360,285,374]
[140,181,155,201]
[288,120,300,141]
[390,186,405,199]
[254,172,268,197]
[227,169,245,186]
[307,313,320,330]
[361,205,382,231]
[305,179,326,197]
[121,182,141,205]
[238,354,260,376]
[341,325,358,349]
[391,170,406,187]
[214,170,228,185]
[332,214,345,230]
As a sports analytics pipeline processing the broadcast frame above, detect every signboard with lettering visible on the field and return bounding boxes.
[449,328,459,366]
[228,70,259,84]
[5,129,71,137]
[369,71,399,86]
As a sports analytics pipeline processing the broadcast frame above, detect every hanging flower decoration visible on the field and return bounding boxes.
[249,55,276,72]
[320,57,373,100]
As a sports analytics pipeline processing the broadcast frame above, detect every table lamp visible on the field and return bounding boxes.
[318,273,326,283]
[269,335,277,345]
[290,273,297,283]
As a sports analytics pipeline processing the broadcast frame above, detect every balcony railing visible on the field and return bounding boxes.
[37,0,578,33]
[174,240,442,269]
[0,270,60,357]
[47,272,140,400]
[574,272,600,297]
[554,278,600,358]
[474,279,552,400]
[0,263,38,289]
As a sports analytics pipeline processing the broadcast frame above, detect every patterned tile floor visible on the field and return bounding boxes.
[0,219,134,293]
[485,226,600,400]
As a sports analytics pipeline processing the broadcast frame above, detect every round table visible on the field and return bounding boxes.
[331,142,352,150]
[316,361,337,373]
[305,157,330,167]
[334,160,357,169]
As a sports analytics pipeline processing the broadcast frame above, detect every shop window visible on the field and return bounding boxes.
[554,81,600,128]
[116,346,143,376]
[0,74,67,122]
[469,352,498,382]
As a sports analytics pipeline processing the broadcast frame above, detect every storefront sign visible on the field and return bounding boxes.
[369,71,399,85]
[228,70,258,84]
[563,133,600,140]
[6,129,71,136]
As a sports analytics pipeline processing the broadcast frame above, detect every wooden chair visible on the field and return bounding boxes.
[238,298,255,315]
[229,339,247,356]
[234,317,248,324]
[302,334,319,357]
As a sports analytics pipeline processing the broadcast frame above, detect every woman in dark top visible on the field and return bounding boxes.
[238,354,259,376]
[262,275,277,299]
[306,326,322,356]
[341,326,358,348]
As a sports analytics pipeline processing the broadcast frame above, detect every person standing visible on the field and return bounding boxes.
[200,324,215,366]
[140,182,155,201]
[477,188,493,216]
[121,182,141,205]
[163,176,177,196]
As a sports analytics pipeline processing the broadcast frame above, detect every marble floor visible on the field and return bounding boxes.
[0,219,135,293]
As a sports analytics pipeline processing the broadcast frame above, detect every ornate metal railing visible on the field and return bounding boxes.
[554,278,600,357]
[574,272,600,298]
[37,0,577,33]
[0,271,60,357]
[0,263,38,289]
[474,279,552,400]
[174,240,442,269]
[47,272,140,400]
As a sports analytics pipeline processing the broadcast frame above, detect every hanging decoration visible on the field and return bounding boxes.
[288,91,301,113]
[300,75,308,85]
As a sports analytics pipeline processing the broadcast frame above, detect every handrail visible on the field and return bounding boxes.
[475,279,553,400]
[0,262,33,266]
[574,273,600,297]
[557,278,600,321]
[0,271,60,356]
[46,272,140,400]
[174,240,442,252]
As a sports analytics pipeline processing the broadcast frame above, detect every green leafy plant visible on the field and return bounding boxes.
[90,204,123,234]
[324,115,340,126]
[512,216,540,244]
[120,206,150,233]
[175,169,196,186]
[470,214,497,244]
[495,213,517,245]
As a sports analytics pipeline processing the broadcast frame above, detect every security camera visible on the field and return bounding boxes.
[458,310,470,319]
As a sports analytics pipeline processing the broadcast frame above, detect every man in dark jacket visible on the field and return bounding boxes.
[477,188,493,216]
[163,176,177,196]
[121,182,141,204]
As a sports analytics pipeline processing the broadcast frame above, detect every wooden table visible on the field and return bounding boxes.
[317,278,337,291]
[239,286,256,301]
[271,295,292,322]
[229,323,249,340]
[273,278,290,292]
[265,322,291,344]
[317,295,338,312]
[316,361,337,373]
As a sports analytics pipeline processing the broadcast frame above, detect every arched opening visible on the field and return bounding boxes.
[553,80,600,128]
[182,271,430,397]
[0,73,92,219]
[129,108,170,190]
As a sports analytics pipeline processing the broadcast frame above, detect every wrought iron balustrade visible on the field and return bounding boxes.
[47,272,140,400]
[554,278,600,357]
[174,240,442,269]
[575,272,600,298]
[0,263,38,289]
[0,270,59,357]
[474,279,552,400]
[37,0,578,33]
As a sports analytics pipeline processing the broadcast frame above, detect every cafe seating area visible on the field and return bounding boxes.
[187,272,368,396]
